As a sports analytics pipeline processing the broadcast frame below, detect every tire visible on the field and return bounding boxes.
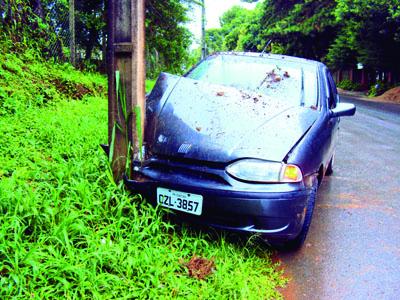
[284,179,318,250]
[325,154,334,176]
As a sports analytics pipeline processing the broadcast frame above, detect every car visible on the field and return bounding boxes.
[125,52,356,249]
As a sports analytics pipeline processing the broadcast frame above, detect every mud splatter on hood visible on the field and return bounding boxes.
[145,74,320,163]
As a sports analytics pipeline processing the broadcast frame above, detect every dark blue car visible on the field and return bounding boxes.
[125,52,356,249]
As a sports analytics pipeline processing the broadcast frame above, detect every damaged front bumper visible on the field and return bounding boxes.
[124,167,312,242]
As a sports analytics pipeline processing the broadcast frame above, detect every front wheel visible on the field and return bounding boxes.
[284,179,318,250]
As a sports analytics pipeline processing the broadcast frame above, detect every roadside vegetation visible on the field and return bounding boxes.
[0,51,105,116]
[0,51,286,298]
[336,79,363,92]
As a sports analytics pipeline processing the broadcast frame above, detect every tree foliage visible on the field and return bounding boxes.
[0,0,54,52]
[75,0,106,61]
[211,0,400,76]
[2,0,399,79]
[328,0,400,72]
[146,0,192,77]
[0,0,194,76]
[205,5,262,53]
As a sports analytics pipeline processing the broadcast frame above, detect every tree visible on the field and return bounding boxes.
[325,32,358,70]
[0,0,195,76]
[75,0,105,61]
[256,0,338,60]
[205,28,224,53]
[0,0,54,51]
[328,0,400,72]
[145,0,192,77]
[220,6,252,50]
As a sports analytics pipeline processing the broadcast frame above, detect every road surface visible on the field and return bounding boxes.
[277,96,400,300]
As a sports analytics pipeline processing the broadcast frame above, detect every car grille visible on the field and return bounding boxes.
[140,156,230,186]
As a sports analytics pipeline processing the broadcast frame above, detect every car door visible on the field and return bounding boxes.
[325,69,340,166]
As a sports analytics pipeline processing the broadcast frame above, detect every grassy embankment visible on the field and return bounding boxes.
[0,51,286,299]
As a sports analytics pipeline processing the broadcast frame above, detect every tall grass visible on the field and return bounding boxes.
[112,70,144,177]
[0,74,285,298]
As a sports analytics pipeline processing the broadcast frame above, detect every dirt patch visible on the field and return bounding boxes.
[376,86,400,104]
[1,63,18,74]
[0,268,9,277]
[51,78,93,100]
[74,83,92,99]
[182,255,215,280]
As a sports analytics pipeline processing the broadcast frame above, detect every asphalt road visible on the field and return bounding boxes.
[277,96,400,300]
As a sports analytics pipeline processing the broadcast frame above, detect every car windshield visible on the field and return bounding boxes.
[186,54,318,107]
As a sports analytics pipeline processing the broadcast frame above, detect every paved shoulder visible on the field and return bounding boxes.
[277,96,400,300]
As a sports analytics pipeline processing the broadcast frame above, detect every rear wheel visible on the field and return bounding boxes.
[284,179,318,250]
[325,154,334,176]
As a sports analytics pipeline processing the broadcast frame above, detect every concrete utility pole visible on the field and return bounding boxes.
[69,0,75,66]
[107,0,146,180]
[201,0,206,59]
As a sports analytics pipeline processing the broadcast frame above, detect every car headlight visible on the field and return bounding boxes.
[225,159,303,183]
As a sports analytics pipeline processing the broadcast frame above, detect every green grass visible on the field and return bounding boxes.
[0,50,106,116]
[0,56,286,299]
[146,79,156,93]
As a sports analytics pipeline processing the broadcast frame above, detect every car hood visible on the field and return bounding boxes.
[146,74,320,163]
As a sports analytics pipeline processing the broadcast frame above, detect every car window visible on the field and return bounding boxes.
[326,71,338,109]
[187,54,318,107]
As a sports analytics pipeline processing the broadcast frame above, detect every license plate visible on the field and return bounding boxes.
[157,187,203,216]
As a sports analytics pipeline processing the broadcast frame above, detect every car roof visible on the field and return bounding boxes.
[206,51,324,69]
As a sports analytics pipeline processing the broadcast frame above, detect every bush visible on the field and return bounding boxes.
[337,79,362,91]
[368,80,392,97]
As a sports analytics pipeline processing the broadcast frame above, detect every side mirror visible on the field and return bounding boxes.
[330,103,356,118]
